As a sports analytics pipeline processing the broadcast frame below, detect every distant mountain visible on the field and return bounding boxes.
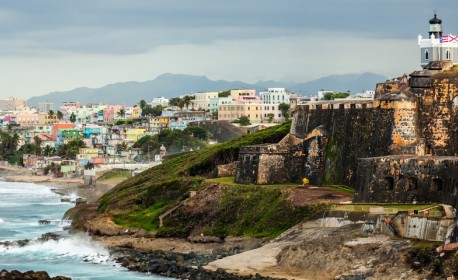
[289,72,387,95]
[27,72,388,107]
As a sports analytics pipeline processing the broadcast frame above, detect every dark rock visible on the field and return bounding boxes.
[109,248,286,280]
[0,269,71,280]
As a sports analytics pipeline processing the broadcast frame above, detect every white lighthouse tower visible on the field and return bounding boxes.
[418,13,458,67]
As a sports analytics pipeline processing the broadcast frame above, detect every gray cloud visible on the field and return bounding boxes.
[0,0,456,55]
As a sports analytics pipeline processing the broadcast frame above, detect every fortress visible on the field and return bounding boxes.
[235,14,458,207]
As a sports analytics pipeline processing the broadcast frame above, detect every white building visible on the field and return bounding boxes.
[355,90,375,99]
[151,97,169,108]
[418,13,458,67]
[260,88,290,104]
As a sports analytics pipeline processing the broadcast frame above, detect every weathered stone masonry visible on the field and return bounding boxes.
[354,156,458,206]
[235,62,458,207]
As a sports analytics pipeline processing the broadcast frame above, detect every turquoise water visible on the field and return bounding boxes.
[0,181,170,280]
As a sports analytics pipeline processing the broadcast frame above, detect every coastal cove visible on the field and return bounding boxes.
[0,178,171,280]
[0,170,283,280]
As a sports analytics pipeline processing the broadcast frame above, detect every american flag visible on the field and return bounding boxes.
[440,34,458,43]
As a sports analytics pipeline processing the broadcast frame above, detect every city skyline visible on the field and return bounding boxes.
[0,0,456,100]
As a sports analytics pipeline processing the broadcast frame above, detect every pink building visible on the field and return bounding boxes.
[230,89,261,104]
[14,112,39,126]
[103,105,125,122]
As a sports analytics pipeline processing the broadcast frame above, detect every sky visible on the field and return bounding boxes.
[0,0,456,100]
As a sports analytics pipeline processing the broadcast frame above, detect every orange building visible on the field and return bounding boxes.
[52,123,75,140]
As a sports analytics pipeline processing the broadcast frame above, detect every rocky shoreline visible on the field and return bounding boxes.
[0,269,71,280]
[111,248,286,280]
[1,168,282,279]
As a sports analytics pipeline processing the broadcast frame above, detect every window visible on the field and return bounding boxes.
[425,49,429,60]
[446,49,451,60]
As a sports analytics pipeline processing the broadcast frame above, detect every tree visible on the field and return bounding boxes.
[69,112,76,123]
[117,109,126,119]
[218,90,230,97]
[169,97,185,109]
[267,113,274,123]
[115,141,128,154]
[323,92,350,100]
[139,100,149,117]
[151,105,163,117]
[184,126,209,140]
[84,162,95,170]
[238,116,251,126]
[279,103,290,121]
[57,111,63,120]
[57,139,86,159]
[33,136,42,155]
[48,110,55,118]
[0,131,19,163]
[43,145,55,157]
[183,95,193,110]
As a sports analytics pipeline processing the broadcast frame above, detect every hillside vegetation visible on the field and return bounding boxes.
[98,122,292,232]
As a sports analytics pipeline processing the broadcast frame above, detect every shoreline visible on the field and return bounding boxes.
[0,167,290,279]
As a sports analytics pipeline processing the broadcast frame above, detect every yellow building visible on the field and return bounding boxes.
[77,148,100,160]
[218,104,262,123]
[125,128,147,141]
[192,91,219,110]
[38,113,58,125]
[149,116,169,134]
[131,107,142,119]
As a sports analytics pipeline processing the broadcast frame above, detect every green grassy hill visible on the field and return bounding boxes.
[98,122,292,227]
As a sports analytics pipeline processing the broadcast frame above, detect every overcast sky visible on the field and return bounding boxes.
[0,0,456,99]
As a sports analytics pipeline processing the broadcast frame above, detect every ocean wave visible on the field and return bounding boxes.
[0,233,111,264]
[0,218,4,223]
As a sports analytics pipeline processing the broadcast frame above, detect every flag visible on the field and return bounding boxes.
[441,34,458,43]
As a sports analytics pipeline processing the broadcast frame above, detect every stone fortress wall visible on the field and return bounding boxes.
[235,60,458,207]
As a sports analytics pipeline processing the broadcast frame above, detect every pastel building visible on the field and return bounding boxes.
[38,113,58,125]
[52,123,75,141]
[149,116,169,134]
[261,104,284,122]
[218,104,263,123]
[15,112,39,127]
[209,97,232,113]
[125,128,147,142]
[103,105,125,122]
[230,89,260,104]
[260,88,290,104]
[126,106,142,119]
[191,92,219,110]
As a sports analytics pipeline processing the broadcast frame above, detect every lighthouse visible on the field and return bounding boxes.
[418,13,458,67]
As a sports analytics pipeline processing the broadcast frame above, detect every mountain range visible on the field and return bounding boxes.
[27,72,388,107]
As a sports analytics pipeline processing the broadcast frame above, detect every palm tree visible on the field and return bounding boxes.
[69,112,76,123]
[117,109,126,119]
[183,95,193,110]
[33,135,42,155]
[57,111,63,121]
[43,145,55,157]
[139,100,148,116]
[48,110,55,119]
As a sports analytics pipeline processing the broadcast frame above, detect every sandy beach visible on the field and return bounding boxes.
[0,165,114,203]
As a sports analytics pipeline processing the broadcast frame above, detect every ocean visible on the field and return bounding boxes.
[0,180,171,280]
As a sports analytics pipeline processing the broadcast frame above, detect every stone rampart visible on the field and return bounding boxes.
[354,155,458,207]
